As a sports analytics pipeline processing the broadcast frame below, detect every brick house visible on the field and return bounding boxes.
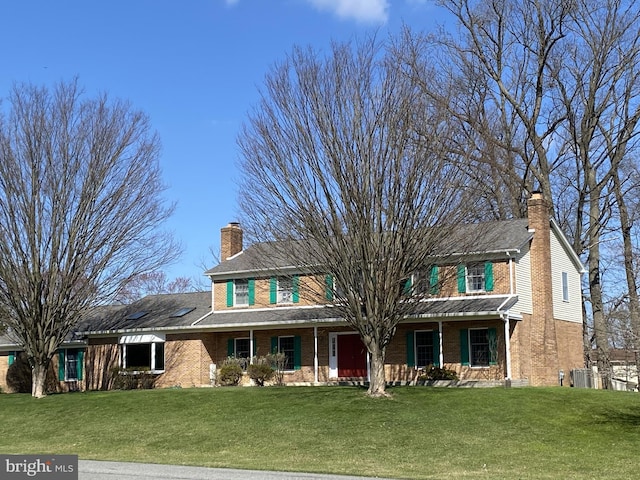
[0,192,585,392]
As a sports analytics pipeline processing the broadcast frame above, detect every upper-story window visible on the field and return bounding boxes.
[278,277,293,303]
[562,271,569,302]
[226,279,254,307]
[270,276,299,304]
[413,266,439,296]
[457,262,494,293]
[235,279,249,306]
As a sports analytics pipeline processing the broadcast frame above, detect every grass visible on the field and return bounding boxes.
[0,386,638,479]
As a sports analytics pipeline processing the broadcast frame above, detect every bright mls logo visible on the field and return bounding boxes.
[0,455,77,479]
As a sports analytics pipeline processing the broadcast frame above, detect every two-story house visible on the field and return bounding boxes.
[0,192,585,392]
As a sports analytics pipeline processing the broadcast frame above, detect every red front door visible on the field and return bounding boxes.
[337,334,368,378]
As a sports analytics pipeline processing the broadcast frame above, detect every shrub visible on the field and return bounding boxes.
[111,368,157,390]
[218,357,243,386]
[419,365,459,382]
[266,352,287,386]
[247,360,274,386]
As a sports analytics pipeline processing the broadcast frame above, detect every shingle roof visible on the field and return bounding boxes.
[80,291,211,334]
[205,218,533,278]
[193,295,519,329]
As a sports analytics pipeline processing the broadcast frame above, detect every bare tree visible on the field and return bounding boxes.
[0,80,181,397]
[115,271,196,304]
[398,0,640,386]
[237,37,474,397]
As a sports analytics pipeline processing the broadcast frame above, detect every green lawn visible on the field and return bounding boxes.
[0,386,638,479]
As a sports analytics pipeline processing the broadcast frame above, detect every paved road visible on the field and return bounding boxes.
[79,460,396,480]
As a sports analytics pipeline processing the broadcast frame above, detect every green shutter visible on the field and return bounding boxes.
[58,350,65,381]
[429,265,439,294]
[253,336,257,356]
[406,331,415,367]
[485,262,494,291]
[77,350,84,381]
[460,329,469,366]
[271,336,278,354]
[8,351,15,366]
[270,277,277,304]
[292,275,300,303]
[293,336,302,370]
[325,275,334,300]
[403,277,412,295]
[248,278,255,306]
[226,280,234,307]
[227,338,234,357]
[432,330,440,367]
[488,328,498,365]
[457,265,466,293]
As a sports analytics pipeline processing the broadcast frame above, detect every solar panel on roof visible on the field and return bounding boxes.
[170,307,195,318]
[125,311,148,320]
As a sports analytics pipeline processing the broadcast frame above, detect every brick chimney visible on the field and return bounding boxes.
[527,191,559,385]
[220,222,243,261]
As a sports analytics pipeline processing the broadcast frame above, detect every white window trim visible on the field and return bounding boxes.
[466,264,486,293]
[119,334,166,373]
[234,279,249,306]
[414,330,434,368]
[561,271,569,302]
[277,278,293,304]
[468,327,490,368]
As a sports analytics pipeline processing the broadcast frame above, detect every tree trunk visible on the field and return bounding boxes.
[588,172,610,388]
[31,362,48,398]
[612,171,640,381]
[367,343,388,397]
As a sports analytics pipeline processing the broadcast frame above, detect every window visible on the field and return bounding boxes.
[58,348,83,381]
[271,335,301,371]
[466,263,486,292]
[121,342,165,372]
[235,279,249,306]
[270,276,299,304]
[278,277,293,303]
[415,331,434,367]
[407,331,439,367]
[228,337,251,369]
[458,263,494,293]
[460,328,497,367]
[226,279,254,307]
[562,272,569,302]
[414,266,439,296]
[469,329,490,367]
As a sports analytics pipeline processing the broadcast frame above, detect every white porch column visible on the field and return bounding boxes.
[438,321,444,367]
[314,326,319,384]
[250,329,254,364]
[503,317,512,380]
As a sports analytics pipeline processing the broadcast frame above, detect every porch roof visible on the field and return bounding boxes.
[194,295,519,330]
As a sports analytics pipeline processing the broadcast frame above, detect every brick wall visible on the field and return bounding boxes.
[214,274,327,311]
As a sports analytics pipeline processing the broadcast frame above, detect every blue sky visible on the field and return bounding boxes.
[0,0,451,283]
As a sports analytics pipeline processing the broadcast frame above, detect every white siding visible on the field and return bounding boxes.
[514,246,533,315]
[550,228,583,323]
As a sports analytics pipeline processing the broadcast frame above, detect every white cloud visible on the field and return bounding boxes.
[305,0,389,25]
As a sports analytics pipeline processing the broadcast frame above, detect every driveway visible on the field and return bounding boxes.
[79,460,396,480]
